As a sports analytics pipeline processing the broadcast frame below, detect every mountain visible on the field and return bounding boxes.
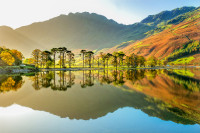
[15,12,153,56]
[0,6,195,57]
[104,7,200,64]
[0,12,154,57]
[141,7,196,25]
[0,26,44,56]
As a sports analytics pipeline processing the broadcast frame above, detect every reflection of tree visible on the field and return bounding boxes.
[0,76,24,93]
[66,71,75,88]
[99,70,113,84]
[105,70,125,86]
[146,70,157,80]
[125,70,145,83]
[30,70,160,90]
[126,70,200,124]
[112,70,118,85]
[97,70,156,86]
[168,70,200,92]
[31,72,53,90]
[31,71,76,91]
[80,70,94,88]
[32,73,41,90]
[118,71,125,85]
[50,71,70,91]
[112,70,125,86]
[20,70,200,124]
[99,70,107,85]
[53,71,67,91]
[41,71,53,88]
[80,70,87,88]
[97,70,125,86]
[51,71,75,90]
[51,71,57,90]
[85,70,94,87]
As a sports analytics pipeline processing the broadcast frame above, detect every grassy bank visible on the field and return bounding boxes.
[0,65,37,74]
[1,65,198,74]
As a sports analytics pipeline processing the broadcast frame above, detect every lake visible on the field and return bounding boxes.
[0,69,200,133]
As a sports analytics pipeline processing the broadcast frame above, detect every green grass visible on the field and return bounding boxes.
[135,43,151,49]
[23,65,35,69]
[0,65,36,70]
[145,24,172,37]
[180,24,189,29]
[132,41,152,49]
[170,56,195,65]
[166,40,200,62]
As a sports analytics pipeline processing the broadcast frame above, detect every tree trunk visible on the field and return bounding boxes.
[83,54,85,68]
[54,53,56,69]
[62,52,65,68]
[60,53,62,69]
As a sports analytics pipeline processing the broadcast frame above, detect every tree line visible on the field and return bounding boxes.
[166,40,200,62]
[25,47,75,68]
[27,47,168,69]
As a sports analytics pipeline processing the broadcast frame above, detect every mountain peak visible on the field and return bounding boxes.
[141,6,196,25]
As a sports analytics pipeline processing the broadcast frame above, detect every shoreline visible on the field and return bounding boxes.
[39,66,200,71]
[0,66,199,74]
[0,67,37,74]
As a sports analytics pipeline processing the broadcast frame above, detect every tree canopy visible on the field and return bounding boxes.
[0,47,23,66]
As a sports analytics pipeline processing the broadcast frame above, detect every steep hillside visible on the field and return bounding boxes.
[15,12,153,52]
[0,26,44,56]
[108,7,200,64]
[141,7,196,25]
[0,7,195,57]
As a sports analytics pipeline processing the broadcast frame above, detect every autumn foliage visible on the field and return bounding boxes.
[0,76,23,93]
[0,47,23,66]
[101,8,200,65]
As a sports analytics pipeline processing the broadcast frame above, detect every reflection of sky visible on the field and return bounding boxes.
[0,105,199,133]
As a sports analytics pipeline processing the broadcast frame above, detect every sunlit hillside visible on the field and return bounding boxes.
[0,7,195,57]
[106,7,200,64]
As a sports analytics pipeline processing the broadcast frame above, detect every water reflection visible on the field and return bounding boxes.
[0,75,24,93]
[31,70,148,90]
[0,69,200,125]
[80,70,94,88]
[30,71,75,91]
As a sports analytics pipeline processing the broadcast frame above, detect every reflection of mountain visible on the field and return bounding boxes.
[0,70,199,125]
[124,70,200,124]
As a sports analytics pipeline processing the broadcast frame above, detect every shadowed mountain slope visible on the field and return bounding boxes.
[0,7,195,57]
[0,26,43,56]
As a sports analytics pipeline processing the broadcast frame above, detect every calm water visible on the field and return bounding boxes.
[0,69,200,133]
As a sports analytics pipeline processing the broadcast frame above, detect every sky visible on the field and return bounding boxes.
[0,0,199,28]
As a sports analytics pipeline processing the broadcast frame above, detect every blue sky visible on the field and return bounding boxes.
[0,0,199,28]
[113,0,199,15]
